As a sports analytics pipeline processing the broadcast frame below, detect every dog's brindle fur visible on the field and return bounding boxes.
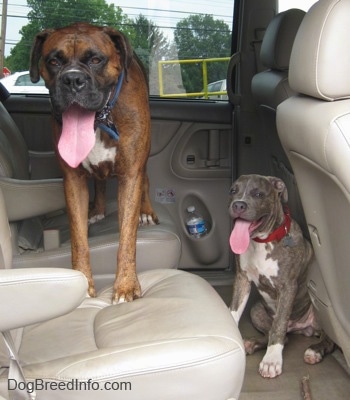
[30,23,158,302]
[229,175,334,378]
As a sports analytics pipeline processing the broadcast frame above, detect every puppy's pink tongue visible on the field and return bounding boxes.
[230,219,251,254]
[58,104,96,168]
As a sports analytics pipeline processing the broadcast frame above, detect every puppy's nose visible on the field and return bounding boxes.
[233,201,247,213]
[61,70,87,92]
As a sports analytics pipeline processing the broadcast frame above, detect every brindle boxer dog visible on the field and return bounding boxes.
[228,174,334,378]
[29,22,158,302]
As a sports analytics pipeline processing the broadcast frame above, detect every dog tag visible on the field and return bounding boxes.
[282,234,295,248]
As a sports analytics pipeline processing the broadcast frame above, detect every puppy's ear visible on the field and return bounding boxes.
[267,176,288,203]
[103,28,133,73]
[30,29,54,83]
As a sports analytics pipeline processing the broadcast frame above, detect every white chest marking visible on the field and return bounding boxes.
[82,128,117,173]
[240,241,279,286]
[240,241,279,314]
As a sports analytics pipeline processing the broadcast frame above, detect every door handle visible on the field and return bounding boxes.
[206,129,220,167]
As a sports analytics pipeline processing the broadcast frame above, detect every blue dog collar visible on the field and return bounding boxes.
[95,70,125,141]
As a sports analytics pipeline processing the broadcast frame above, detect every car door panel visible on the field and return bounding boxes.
[148,100,234,270]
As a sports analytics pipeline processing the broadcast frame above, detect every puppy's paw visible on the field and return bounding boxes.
[304,348,322,364]
[113,274,141,304]
[244,339,259,355]
[243,337,268,355]
[259,344,283,378]
[304,334,335,364]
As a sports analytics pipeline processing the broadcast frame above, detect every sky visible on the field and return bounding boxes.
[1,0,318,56]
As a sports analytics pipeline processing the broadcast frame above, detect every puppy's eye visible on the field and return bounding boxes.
[229,187,237,195]
[255,192,264,198]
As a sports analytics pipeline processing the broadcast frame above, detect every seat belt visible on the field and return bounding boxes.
[251,27,266,73]
[227,52,241,105]
[1,331,35,400]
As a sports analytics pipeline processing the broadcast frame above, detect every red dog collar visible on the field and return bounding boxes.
[253,206,291,244]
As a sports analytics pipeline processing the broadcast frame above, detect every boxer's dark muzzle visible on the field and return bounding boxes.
[61,70,88,93]
[50,67,111,115]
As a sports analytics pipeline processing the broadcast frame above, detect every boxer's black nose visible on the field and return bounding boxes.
[233,201,247,213]
[61,70,87,92]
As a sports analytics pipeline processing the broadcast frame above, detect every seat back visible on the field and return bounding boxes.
[0,98,56,257]
[0,98,30,180]
[277,0,350,365]
[251,9,306,233]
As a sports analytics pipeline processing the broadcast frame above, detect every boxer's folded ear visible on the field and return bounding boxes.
[30,29,54,83]
[103,28,133,75]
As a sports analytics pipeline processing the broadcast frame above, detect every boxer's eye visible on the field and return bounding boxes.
[48,58,60,67]
[90,57,102,65]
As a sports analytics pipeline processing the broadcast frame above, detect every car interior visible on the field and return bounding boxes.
[0,0,350,399]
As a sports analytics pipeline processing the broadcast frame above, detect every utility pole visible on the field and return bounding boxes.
[0,0,8,78]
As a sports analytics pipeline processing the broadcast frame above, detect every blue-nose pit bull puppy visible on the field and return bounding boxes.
[229,174,334,378]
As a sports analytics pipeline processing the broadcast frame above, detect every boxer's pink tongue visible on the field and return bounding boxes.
[230,219,251,254]
[58,104,96,168]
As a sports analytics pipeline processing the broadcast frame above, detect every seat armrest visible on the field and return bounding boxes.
[0,268,87,331]
[29,150,62,179]
[0,177,65,221]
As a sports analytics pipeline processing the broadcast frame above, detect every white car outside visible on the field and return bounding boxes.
[206,79,228,100]
[0,71,49,94]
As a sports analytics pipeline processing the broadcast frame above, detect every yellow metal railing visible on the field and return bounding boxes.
[158,57,230,98]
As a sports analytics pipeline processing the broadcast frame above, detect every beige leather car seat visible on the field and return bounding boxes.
[0,187,245,400]
[277,0,350,366]
[0,96,180,290]
[251,8,307,234]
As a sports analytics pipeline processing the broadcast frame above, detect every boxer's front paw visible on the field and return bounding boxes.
[112,273,141,304]
[259,344,283,378]
[87,281,96,298]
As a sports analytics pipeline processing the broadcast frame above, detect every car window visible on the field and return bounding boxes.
[15,73,45,87]
[278,0,318,12]
[2,0,235,100]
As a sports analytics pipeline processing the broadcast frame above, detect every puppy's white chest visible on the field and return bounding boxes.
[82,128,117,172]
[240,241,279,286]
